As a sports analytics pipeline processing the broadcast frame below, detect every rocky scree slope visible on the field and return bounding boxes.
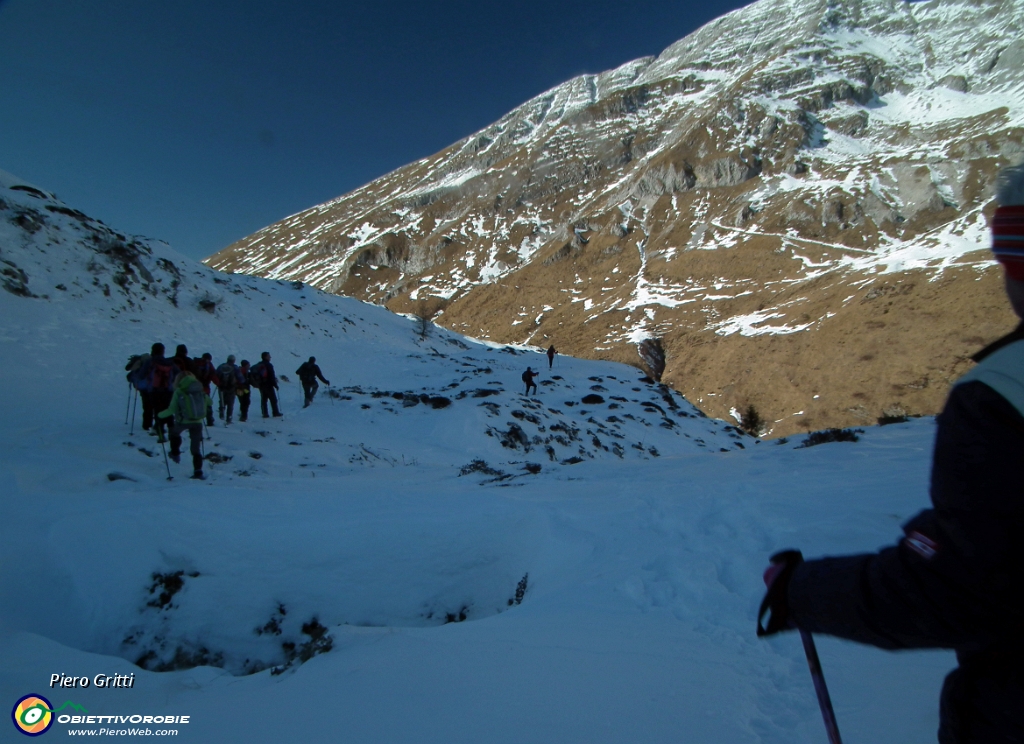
[207,0,1023,436]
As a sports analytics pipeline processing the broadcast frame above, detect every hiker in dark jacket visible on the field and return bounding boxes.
[139,344,179,441]
[758,164,1024,744]
[522,367,538,396]
[547,345,557,369]
[251,351,281,418]
[157,371,212,480]
[192,352,219,426]
[215,355,243,424]
[126,342,160,431]
[296,356,330,408]
[171,344,196,378]
[236,360,252,422]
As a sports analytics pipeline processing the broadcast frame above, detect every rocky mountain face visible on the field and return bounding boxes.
[207,0,1024,436]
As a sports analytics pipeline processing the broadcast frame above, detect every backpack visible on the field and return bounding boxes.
[150,358,175,392]
[127,354,151,389]
[177,379,207,424]
[249,361,266,387]
[522,370,533,383]
[216,363,237,390]
[194,358,213,384]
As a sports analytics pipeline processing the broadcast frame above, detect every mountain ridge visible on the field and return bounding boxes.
[207,0,1024,435]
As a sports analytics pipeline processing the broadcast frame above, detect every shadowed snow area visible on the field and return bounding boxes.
[1,170,955,743]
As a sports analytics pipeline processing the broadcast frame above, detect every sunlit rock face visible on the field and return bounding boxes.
[207,0,1024,436]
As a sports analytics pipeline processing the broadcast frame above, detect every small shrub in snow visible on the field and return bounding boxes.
[271,617,334,675]
[739,404,766,436]
[796,428,864,448]
[255,604,287,636]
[136,645,223,673]
[146,570,199,610]
[458,459,504,477]
[444,607,469,624]
[197,292,218,312]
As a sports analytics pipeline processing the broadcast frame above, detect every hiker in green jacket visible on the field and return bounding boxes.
[158,372,212,480]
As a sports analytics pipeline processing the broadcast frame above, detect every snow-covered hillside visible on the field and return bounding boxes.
[1,170,956,742]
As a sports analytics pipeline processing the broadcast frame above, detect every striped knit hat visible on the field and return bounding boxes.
[994,164,1024,281]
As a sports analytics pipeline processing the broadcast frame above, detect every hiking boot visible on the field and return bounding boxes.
[169,451,181,464]
[226,417,232,425]
[190,470,205,480]
[239,416,247,422]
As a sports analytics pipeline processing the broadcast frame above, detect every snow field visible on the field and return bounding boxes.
[0,174,955,742]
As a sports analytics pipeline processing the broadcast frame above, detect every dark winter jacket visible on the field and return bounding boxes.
[296,361,328,384]
[250,360,277,390]
[192,358,220,395]
[787,324,1024,743]
[171,354,196,378]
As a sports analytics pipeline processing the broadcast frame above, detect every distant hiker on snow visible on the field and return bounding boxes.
[192,352,219,426]
[157,371,211,480]
[236,360,252,422]
[215,355,243,424]
[296,356,330,408]
[758,163,1024,744]
[250,351,282,418]
[522,367,538,396]
[546,345,557,369]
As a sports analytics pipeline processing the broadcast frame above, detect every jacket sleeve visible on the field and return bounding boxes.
[316,366,328,383]
[787,381,1024,651]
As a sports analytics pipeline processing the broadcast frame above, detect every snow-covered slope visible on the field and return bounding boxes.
[2,171,956,742]
[207,0,1023,437]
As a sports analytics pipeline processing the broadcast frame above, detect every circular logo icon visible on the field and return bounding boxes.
[11,694,54,737]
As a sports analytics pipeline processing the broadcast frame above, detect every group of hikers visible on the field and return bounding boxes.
[125,344,329,479]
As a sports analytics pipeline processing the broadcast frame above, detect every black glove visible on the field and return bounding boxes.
[757,549,803,637]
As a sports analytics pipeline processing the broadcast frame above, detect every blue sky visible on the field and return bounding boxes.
[0,0,750,260]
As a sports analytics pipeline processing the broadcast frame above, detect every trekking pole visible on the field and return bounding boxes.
[125,383,133,424]
[800,630,843,744]
[758,550,842,744]
[129,389,138,435]
[159,434,173,481]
